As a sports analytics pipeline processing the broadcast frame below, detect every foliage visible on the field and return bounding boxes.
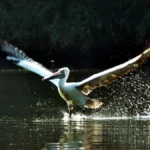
[0,0,149,67]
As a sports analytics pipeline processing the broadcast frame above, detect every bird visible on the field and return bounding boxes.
[0,39,150,117]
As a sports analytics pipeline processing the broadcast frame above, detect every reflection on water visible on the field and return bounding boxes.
[0,117,150,150]
[0,70,150,149]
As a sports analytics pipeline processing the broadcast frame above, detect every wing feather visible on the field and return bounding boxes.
[0,39,59,86]
[77,48,150,95]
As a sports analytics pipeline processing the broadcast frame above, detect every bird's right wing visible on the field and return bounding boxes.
[76,48,150,95]
[0,40,59,86]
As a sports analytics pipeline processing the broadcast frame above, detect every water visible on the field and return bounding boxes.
[0,69,150,149]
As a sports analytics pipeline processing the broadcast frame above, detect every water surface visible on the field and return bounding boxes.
[0,70,150,150]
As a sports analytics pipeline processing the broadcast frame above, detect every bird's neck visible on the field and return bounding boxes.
[59,77,67,87]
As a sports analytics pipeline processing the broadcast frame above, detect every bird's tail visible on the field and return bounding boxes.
[85,97,102,109]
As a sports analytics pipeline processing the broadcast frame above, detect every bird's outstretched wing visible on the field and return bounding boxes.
[0,40,59,86]
[76,48,150,95]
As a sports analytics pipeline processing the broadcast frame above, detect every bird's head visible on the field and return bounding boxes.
[42,67,70,81]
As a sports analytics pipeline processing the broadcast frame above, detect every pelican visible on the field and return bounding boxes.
[0,39,150,117]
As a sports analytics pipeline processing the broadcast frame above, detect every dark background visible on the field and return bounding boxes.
[0,0,150,69]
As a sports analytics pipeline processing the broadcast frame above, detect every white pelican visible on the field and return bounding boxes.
[0,39,150,117]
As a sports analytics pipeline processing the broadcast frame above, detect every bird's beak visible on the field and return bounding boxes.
[42,71,64,81]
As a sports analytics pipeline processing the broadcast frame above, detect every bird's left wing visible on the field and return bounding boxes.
[0,40,59,86]
[76,48,150,95]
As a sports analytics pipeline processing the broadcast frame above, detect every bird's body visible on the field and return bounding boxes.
[1,39,150,117]
[58,82,86,112]
[58,82,83,106]
[45,68,102,116]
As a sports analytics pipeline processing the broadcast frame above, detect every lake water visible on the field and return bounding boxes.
[0,70,150,150]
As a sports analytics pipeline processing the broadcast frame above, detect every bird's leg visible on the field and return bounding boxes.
[69,109,72,118]
[81,108,88,120]
[68,104,73,118]
[82,108,88,116]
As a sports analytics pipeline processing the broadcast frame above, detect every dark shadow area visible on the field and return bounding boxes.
[0,0,150,68]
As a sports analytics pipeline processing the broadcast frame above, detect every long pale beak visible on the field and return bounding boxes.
[42,71,64,81]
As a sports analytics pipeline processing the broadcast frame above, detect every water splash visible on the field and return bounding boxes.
[62,112,87,121]
[33,68,150,118]
[93,68,150,116]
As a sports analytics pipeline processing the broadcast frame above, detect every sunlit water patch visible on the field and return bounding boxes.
[1,114,150,149]
[31,115,150,150]
[62,112,87,121]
